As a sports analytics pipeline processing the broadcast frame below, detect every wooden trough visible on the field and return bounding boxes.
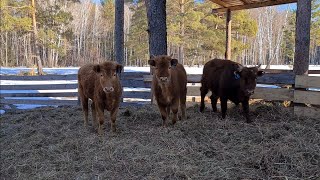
[1,70,319,119]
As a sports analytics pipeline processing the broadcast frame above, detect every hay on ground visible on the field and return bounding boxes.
[0,102,319,179]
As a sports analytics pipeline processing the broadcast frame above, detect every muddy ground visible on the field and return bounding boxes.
[0,102,319,179]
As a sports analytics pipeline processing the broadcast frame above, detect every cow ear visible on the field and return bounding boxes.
[171,59,178,67]
[93,65,100,73]
[148,60,156,66]
[257,70,264,76]
[116,64,123,74]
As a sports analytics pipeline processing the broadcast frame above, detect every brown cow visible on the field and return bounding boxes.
[200,59,264,122]
[78,61,122,134]
[148,55,187,126]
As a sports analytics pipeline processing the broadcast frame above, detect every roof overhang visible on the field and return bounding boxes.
[210,0,297,13]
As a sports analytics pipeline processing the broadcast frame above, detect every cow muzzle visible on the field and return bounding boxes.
[246,90,255,96]
[159,77,169,83]
[103,87,114,93]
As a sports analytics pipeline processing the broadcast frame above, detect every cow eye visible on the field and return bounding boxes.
[113,73,116,76]
[169,67,171,69]
[100,74,103,77]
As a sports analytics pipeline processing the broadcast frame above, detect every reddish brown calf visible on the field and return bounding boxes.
[78,61,122,134]
[148,55,187,126]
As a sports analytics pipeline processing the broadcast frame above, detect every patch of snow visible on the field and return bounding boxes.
[0,110,5,115]
[13,104,56,110]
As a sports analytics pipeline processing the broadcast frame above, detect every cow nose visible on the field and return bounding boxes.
[159,77,168,82]
[247,90,254,95]
[103,87,114,93]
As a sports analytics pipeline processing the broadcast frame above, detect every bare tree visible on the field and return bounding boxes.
[31,0,44,75]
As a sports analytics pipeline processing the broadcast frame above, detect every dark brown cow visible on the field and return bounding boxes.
[148,55,187,126]
[200,59,264,122]
[78,61,122,134]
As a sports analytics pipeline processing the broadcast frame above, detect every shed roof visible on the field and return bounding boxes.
[210,0,297,12]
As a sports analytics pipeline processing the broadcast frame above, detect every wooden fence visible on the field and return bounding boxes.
[0,70,319,118]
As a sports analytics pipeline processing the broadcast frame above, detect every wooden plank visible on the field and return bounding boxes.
[187,86,294,101]
[294,90,320,105]
[209,0,229,7]
[0,84,78,90]
[293,0,311,75]
[212,0,297,12]
[187,86,201,96]
[251,87,293,101]
[257,72,295,85]
[121,79,151,88]
[0,72,149,81]
[122,91,150,99]
[295,75,320,88]
[294,106,320,119]
[239,0,252,4]
[0,74,78,81]
[0,92,78,98]
[145,73,295,85]
[0,99,78,105]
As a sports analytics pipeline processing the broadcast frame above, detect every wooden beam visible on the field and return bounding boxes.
[239,0,252,5]
[293,0,311,75]
[295,75,320,89]
[212,0,297,13]
[225,9,232,60]
[209,0,229,7]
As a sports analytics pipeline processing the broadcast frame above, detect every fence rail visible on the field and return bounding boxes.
[1,70,320,119]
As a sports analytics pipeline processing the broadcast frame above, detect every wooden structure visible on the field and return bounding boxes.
[210,0,312,76]
[1,70,319,118]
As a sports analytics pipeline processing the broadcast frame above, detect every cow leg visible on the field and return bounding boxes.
[220,97,228,119]
[171,101,179,125]
[180,91,187,120]
[242,100,252,123]
[80,95,89,127]
[110,108,118,132]
[210,94,218,112]
[166,106,171,119]
[158,105,168,127]
[200,86,208,112]
[96,106,105,135]
[91,103,97,128]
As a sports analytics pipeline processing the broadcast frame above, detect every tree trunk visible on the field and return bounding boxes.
[115,0,124,65]
[145,0,167,56]
[178,0,185,65]
[31,0,44,75]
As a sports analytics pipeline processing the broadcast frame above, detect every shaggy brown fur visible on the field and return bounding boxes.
[148,55,187,126]
[78,61,122,134]
[200,59,264,123]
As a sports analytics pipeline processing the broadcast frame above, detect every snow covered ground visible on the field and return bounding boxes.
[1,65,319,114]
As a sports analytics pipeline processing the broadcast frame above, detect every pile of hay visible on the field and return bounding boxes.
[1,102,319,179]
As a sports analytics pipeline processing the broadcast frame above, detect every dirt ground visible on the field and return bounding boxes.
[0,102,319,180]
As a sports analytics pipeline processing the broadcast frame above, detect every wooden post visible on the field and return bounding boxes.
[115,0,124,65]
[293,0,311,75]
[225,9,232,60]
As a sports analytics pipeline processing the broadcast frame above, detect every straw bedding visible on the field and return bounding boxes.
[0,102,319,179]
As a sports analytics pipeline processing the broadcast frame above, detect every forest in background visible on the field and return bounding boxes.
[0,0,319,68]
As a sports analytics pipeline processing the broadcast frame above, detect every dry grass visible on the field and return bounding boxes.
[0,102,319,180]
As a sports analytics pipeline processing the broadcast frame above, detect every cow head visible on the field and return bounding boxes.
[148,54,178,84]
[234,64,264,97]
[93,61,122,93]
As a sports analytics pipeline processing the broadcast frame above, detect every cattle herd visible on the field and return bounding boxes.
[78,55,264,135]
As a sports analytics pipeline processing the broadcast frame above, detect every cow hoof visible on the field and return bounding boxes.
[111,126,116,132]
